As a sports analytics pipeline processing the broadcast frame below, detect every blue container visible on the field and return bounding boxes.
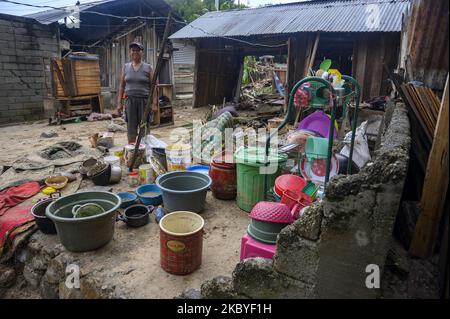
[187,165,210,175]
[117,192,137,208]
[136,184,163,205]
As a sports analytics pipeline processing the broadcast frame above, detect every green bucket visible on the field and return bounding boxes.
[234,147,287,212]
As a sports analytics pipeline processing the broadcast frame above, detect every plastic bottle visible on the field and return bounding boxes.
[155,206,165,224]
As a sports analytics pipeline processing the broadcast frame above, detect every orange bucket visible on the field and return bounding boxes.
[159,211,204,275]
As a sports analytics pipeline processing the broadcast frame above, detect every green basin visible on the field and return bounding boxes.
[46,191,121,252]
[247,220,290,244]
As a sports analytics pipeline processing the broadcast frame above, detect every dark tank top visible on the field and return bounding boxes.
[124,62,151,97]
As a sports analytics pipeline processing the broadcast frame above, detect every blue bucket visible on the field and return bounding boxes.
[136,184,163,205]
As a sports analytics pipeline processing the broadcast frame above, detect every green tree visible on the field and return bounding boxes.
[166,0,206,22]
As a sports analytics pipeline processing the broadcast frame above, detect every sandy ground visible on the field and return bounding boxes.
[0,105,251,298]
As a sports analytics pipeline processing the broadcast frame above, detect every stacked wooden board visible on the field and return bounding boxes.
[400,83,441,143]
[51,54,101,98]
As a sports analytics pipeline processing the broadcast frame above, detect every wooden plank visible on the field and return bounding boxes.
[407,85,434,134]
[401,83,433,141]
[410,75,449,258]
[51,59,69,97]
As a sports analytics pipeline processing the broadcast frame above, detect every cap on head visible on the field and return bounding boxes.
[129,42,144,50]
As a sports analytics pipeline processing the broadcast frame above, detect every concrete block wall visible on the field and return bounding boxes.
[0,15,59,125]
[198,103,411,299]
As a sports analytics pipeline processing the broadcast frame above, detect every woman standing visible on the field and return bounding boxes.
[116,41,157,144]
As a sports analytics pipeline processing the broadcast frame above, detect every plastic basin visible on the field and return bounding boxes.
[45,191,121,252]
[156,171,211,213]
[135,184,163,205]
[117,192,137,208]
[247,220,290,244]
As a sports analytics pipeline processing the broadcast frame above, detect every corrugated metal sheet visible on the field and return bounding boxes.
[172,40,195,65]
[25,0,116,25]
[170,0,410,39]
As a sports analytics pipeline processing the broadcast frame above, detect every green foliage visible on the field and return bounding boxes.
[242,56,257,86]
[166,0,205,22]
[167,0,247,22]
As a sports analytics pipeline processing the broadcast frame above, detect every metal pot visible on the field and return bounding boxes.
[109,165,122,184]
[79,158,98,175]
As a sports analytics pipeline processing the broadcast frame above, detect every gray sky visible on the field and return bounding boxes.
[0,0,303,16]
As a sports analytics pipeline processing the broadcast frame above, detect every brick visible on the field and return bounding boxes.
[12,27,30,35]
[0,48,16,56]
[0,26,14,34]
[8,103,24,110]
[0,33,14,41]
[14,35,33,42]
[0,19,13,26]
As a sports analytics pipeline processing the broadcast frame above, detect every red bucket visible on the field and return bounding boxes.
[159,211,204,275]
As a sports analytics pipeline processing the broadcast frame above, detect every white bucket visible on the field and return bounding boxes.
[166,144,192,171]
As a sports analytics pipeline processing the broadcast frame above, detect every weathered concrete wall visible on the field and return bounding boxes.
[199,103,411,299]
[0,14,59,125]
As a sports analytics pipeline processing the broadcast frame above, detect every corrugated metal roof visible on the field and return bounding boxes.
[170,0,410,40]
[25,0,116,25]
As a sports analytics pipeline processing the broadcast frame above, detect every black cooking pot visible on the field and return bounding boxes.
[117,204,154,227]
[31,198,57,234]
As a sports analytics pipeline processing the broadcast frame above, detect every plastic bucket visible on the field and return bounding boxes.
[234,147,287,212]
[138,164,155,184]
[166,144,191,171]
[159,211,204,275]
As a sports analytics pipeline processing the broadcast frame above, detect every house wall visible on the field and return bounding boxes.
[0,15,59,125]
[191,32,400,108]
[400,0,449,91]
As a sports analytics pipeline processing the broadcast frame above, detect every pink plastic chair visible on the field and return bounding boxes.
[240,233,277,261]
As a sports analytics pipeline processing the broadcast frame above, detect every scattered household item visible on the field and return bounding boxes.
[79,158,98,176]
[340,121,371,169]
[211,105,238,120]
[31,198,57,234]
[61,172,77,182]
[248,201,293,244]
[187,165,209,175]
[234,147,287,212]
[44,175,68,190]
[240,233,276,261]
[0,205,35,261]
[156,171,211,213]
[42,187,56,195]
[109,165,122,184]
[154,206,165,223]
[298,111,337,138]
[335,153,360,174]
[159,211,204,275]
[136,184,163,205]
[88,163,111,186]
[118,204,153,228]
[40,131,58,138]
[268,117,288,134]
[138,164,155,184]
[104,155,120,167]
[300,154,339,185]
[127,171,140,187]
[151,147,168,171]
[305,136,329,159]
[124,143,146,169]
[166,143,192,171]
[97,132,114,148]
[72,203,105,218]
[209,151,236,200]
[117,192,137,209]
[45,191,121,252]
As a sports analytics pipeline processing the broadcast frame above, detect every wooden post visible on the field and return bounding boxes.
[307,32,320,75]
[410,75,449,258]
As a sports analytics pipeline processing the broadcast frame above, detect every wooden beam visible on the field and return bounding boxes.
[308,32,321,75]
[410,75,449,258]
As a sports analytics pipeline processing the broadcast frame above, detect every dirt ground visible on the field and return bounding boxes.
[0,105,252,298]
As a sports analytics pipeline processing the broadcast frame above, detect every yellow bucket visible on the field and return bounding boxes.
[166,144,192,171]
